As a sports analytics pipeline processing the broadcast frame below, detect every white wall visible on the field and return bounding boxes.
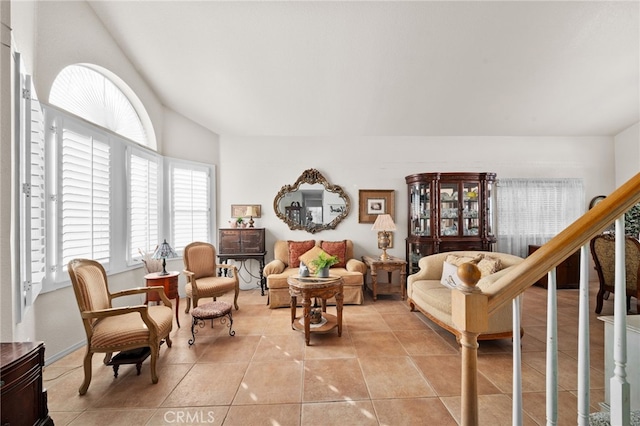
[220,135,615,265]
[614,122,640,187]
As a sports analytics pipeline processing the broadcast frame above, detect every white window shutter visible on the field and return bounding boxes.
[171,166,210,252]
[129,151,159,260]
[61,124,111,266]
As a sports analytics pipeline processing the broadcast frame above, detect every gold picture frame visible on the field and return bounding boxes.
[378,231,394,249]
[358,189,395,223]
[231,204,261,218]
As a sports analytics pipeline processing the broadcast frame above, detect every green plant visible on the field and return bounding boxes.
[236,217,244,224]
[310,252,339,274]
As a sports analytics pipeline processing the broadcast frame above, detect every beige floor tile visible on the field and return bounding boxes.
[350,331,408,357]
[252,334,305,362]
[303,358,369,402]
[301,400,379,425]
[381,312,433,330]
[522,350,606,391]
[441,394,539,426]
[372,397,458,426]
[44,286,610,425]
[161,363,247,406]
[521,390,585,425]
[232,360,303,405]
[67,408,156,426]
[394,329,459,356]
[196,335,260,363]
[224,404,300,426]
[359,356,435,399]
[412,355,501,397]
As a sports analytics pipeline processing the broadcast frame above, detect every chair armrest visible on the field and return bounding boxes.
[346,258,366,274]
[81,305,147,319]
[111,286,172,308]
[264,259,286,276]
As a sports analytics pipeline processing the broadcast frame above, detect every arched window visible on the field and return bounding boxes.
[50,64,154,148]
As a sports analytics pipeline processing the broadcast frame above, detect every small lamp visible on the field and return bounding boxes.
[152,239,178,275]
[245,206,259,228]
[371,214,396,261]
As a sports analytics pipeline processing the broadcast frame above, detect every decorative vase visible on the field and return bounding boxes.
[299,262,309,277]
[310,308,322,324]
[229,221,236,228]
[316,267,330,278]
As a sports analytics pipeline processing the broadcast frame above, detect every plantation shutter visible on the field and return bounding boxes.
[17,53,46,316]
[171,166,210,252]
[61,123,111,266]
[129,151,159,259]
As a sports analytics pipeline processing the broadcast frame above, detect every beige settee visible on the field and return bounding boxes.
[407,251,524,342]
[264,240,366,308]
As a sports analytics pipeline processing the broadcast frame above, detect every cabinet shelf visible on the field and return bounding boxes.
[405,172,496,275]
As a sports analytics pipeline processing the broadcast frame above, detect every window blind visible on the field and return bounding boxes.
[61,126,111,266]
[171,166,210,252]
[129,151,159,260]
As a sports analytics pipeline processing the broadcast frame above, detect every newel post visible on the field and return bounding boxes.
[452,262,488,426]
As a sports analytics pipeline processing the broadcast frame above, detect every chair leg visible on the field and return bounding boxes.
[79,349,94,395]
[149,344,159,384]
[184,297,191,314]
[165,332,172,348]
[102,352,112,364]
[233,287,240,311]
[595,288,605,314]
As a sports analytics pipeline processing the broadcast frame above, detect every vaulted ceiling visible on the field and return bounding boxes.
[87,1,639,137]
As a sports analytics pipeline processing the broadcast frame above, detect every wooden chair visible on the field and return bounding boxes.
[183,241,240,313]
[68,259,173,395]
[590,233,640,314]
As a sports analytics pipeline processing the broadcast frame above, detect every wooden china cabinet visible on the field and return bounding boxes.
[405,172,496,275]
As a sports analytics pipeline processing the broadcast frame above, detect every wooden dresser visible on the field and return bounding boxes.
[528,244,580,289]
[218,228,267,295]
[1,341,53,426]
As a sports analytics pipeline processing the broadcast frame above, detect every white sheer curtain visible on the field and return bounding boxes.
[496,178,585,257]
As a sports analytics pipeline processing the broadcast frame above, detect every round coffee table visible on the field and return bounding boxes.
[287,275,344,346]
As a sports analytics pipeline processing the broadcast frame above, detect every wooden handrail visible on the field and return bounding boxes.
[485,172,640,315]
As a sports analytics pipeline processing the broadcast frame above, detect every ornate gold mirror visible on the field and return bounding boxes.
[274,169,350,233]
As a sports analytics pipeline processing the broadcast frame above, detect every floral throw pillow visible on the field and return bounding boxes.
[288,240,316,268]
[320,240,347,268]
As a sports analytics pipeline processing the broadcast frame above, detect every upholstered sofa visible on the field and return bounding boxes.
[407,251,524,342]
[264,240,366,308]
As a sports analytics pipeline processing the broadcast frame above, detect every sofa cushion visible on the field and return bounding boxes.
[445,253,501,278]
[299,245,330,274]
[440,261,461,288]
[288,240,315,268]
[320,240,347,268]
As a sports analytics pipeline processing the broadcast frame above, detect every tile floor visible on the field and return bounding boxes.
[44,283,621,425]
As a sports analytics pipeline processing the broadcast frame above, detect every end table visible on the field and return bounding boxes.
[361,255,407,301]
[145,271,180,327]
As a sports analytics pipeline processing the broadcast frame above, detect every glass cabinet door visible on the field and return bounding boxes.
[410,183,430,236]
[462,181,480,236]
[439,182,459,236]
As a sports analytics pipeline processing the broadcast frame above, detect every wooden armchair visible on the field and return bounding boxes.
[68,259,173,395]
[590,233,640,314]
[183,241,240,312]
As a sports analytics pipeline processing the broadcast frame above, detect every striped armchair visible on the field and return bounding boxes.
[68,259,173,395]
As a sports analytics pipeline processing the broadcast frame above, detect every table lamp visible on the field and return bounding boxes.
[152,239,178,275]
[245,206,259,228]
[372,214,396,261]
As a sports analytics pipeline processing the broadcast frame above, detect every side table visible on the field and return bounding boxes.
[362,255,407,301]
[287,275,344,346]
[145,271,180,327]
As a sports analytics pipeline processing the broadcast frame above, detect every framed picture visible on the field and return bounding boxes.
[378,231,394,249]
[231,204,261,218]
[358,189,395,223]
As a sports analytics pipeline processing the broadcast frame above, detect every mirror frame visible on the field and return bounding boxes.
[273,168,351,233]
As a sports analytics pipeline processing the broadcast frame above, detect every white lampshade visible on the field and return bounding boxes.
[245,206,259,217]
[371,214,396,231]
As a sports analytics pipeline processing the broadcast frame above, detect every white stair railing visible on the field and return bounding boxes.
[577,244,591,425]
